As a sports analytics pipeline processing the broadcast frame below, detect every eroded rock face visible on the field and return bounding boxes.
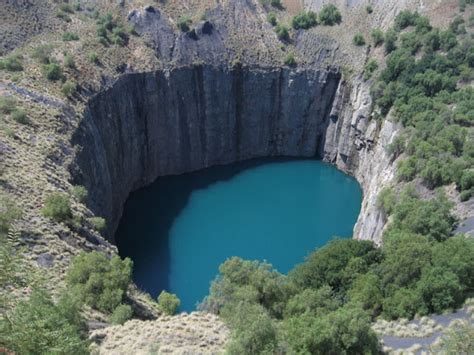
[71,65,342,238]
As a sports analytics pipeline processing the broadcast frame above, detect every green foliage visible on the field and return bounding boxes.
[371,28,384,47]
[61,80,77,97]
[353,33,366,46]
[363,59,378,80]
[72,185,88,201]
[318,4,342,26]
[0,289,88,354]
[31,44,53,64]
[291,11,317,30]
[284,305,379,354]
[267,12,277,26]
[384,29,398,53]
[64,53,76,69]
[284,53,296,66]
[0,192,21,234]
[177,16,192,32]
[223,302,279,354]
[11,109,29,124]
[260,0,282,8]
[56,10,72,22]
[88,51,99,64]
[274,24,289,40]
[62,32,79,41]
[41,193,72,223]
[394,10,420,31]
[284,286,339,317]
[0,53,23,71]
[377,187,396,215]
[366,5,373,14]
[109,304,133,325]
[157,290,180,315]
[0,96,17,114]
[66,251,133,313]
[59,3,74,14]
[43,63,63,81]
[88,216,106,232]
[96,13,128,46]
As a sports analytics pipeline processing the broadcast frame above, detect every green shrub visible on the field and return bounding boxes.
[394,10,420,31]
[109,304,133,325]
[223,302,279,355]
[62,32,79,41]
[64,53,76,69]
[363,59,378,80]
[59,3,74,14]
[353,33,366,46]
[87,51,99,64]
[72,185,87,201]
[284,53,296,66]
[366,5,373,14]
[292,11,317,30]
[157,291,180,315]
[275,24,289,40]
[0,192,21,234]
[0,54,23,71]
[434,321,474,353]
[177,16,192,32]
[0,96,16,114]
[56,10,71,22]
[384,29,398,53]
[66,251,133,313]
[11,109,29,124]
[41,193,72,222]
[319,4,342,25]
[260,0,282,7]
[371,28,384,47]
[267,12,277,26]
[377,187,396,215]
[31,44,53,64]
[0,289,88,354]
[61,80,77,97]
[43,63,63,81]
[88,216,106,232]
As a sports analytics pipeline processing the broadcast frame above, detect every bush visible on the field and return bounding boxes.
[59,3,74,14]
[223,302,279,355]
[275,24,289,40]
[66,251,133,313]
[292,11,317,30]
[371,28,384,47]
[62,32,79,41]
[434,321,474,353]
[0,192,21,234]
[177,16,192,32]
[61,80,77,97]
[72,185,87,201]
[31,44,53,64]
[11,109,29,124]
[157,291,180,315]
[366,5,373,14]
[377,187,396,215]
[353,33,366,46]
[394,10,420,31]
[88,216,106,232]
[284,53,296,66]
[0,96,16,114]
[0,289,88,354]
[384,29,398,53]
[319,4,342,26]
[87,51,99,64]
[41,193,72,222]
[43,63,63,81]
[0,54,23,71]
[363,59,378,80]
[109,304,133,325]
[56,10,71,22]
[267,12,277,26]
[64,53,76,69]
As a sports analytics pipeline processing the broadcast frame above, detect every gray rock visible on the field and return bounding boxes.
[37,253,54,268]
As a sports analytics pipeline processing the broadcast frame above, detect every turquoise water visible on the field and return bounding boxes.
[115,159,362,312]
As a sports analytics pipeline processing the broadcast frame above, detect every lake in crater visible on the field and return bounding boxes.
[115,159,362,312]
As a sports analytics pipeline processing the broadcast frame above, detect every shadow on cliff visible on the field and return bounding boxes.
[115,157,307,300]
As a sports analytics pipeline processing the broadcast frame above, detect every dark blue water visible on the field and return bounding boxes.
[116,159,362,312]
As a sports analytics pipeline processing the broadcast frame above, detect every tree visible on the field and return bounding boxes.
[41,193,72,222]
[284,286,340,317]
[371,28,384,47]
[319,4,342,26]
[384,29,398,53]
[66,251,133,313]
[109,304,133,324]
[157,291,180,315]
[274,23,289,40]
[382,287,425,319]
[43,63,63,81]
[291,11,317,30]
[353,33,366,46]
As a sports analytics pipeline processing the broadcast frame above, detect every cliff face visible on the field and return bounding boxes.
[71,65,343,238]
